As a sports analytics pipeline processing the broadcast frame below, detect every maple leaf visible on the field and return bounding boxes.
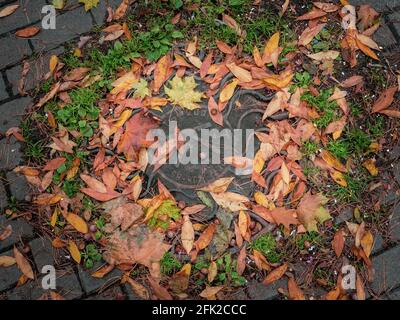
[297,192,331,232]
[79,0,99,11]
[117,111,159,155]
[104,225,171,278]
[164,76,204,110]
[132,78,150,98]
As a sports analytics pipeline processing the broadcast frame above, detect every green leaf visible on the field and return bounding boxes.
[171,31,184,39]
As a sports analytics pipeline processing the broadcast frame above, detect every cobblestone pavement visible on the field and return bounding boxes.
[0,0,400,300]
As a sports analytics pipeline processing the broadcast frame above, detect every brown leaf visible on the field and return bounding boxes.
[288,277,305,300]
[0,225,12,241]
[263,263,288,285]
[198,177,234,193]
[226,62,252,83]
[208,97,223,127]
[371,87,397,113]
[148,276,173,300]
[313,2,339,12]
[181,215,194,254]
[15,26,40,38]
[222,14,243,37]
[296,8,327,20]
[208,261,218,282]
[200,53,213,78]
[210,192,249,211]
[43,157,66,171]
[199,286,224,300]
[13,246,34,279]
[360,230,373,258]
[297,192,331,232]
[91,264,114,278]
[169,263,191,293]
[153,55,172,93]
[237,246,246,276]
[0,4,19,18]
[195,223,216,251]
[358,5,379,31]
[113,0,129,20]
[269,207,299,230]
[332,229,345,257]
[109,203,144,231]
[36,82,60,107]
[122,274,150,300]
[356,273,366,300]
[340,75,364,88]
[298,24,326,46]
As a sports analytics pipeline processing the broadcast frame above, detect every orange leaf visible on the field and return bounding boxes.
[288,277,305,300]
[195,223,216,251]
[263,263,287,285]
[68,240,81,264]
[15,26,40,38]
[65,213,88,234]
[43,157,66,171]
[13,246,34,279]
[332,229,345,257]
[226,62,252,83]
[208,97,224,127]
[371,86,397,113]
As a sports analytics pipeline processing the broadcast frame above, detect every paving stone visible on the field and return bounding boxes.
[0,138,23,170]
[0,75,8,101]
[388,12,400,39]
[0,181,7,210]
[6,267,83,300]
[0,35,31,69]
[78,262,123,295]
[0,215,34,252]
[31,7,93,52]
[6,46,65,95]
[349,0,398,12]
[0,248,22,291]
[387,288,400,300]
[85,285,123,300]
[247,279,287,300]
[0,96,31,134]
[373,24,398,49]
[6,171,30,202]
[372,233,385,255]
[369,245,400,296]
[29,237,54,271]
[0,0,47,35]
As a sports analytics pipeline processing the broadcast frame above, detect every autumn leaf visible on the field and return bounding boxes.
[199,286,224,300]
[13,246,34,279]
[164,76,204,110]
[117,111,159,154]
[360,230,374,258]
[15,26,40,38]
[109,202,144,231]
[181,215,194,254]
[298,24,326,46]
[0,5,19,18]
[122,274,150,300]
[68,240,81,264]
[288,277,305,300]
[332,229,345,257]
[269,207,299,230]
[297,192,331,232]
[64,213,88,234]
[371,86,397,113]
[195,223,216,251]
[169,263,191,293]
[104,225,171,278]
[208,97,223,126]
[263,263,287,285]
[208,261,218,282]
[0,255,16,267]
[153,55,173,93]
[210,192,249,212]
[226,62,252,83]
[237,246,246,276]
[363,159,378,176]
[219,79,238,103]
[148,276,173,300]
[296,8,327,20]
[79,0,99,11]
[198,177,234,194]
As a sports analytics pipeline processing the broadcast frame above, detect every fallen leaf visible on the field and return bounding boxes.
[15,26,40,38]
[296,8,327,20]
[363,159,378,176]
[226,62,252,83]
[371,87,397,113]
[332,229,345,257]
[298,24,326,46]
[181,215,194,254]
[208,261,218,282]
[169,263,191,293]
[64,213,88,234]
[210,192,249,211]
[198,177,234,193]
[0,255,16,267]
[297,192,331,232]
[237,246,246,275]
[122,274,150,299]
[148,276,173,300]
[360,230,373,258]
[13,246,34,279]
[0,225,12,241]
[263,263,288,285]
[288,277,305,300]
[0,5,19,18]
[79,0,100,11]
[199,286,224,300]
[164,76,204,110]
[68,240,81,264]
[219,79,239,103]
[195,223,216,251]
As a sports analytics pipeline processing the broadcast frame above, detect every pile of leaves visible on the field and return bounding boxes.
[1,0,400,300]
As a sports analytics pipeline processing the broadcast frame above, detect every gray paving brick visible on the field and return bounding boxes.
[370,245,400,296]
[0,96,31,133]
[0,75,8,101]
[0,215,34,252]
[349,0,398,12]
[6,267,83,300]
[373,24,398,49]
[0,0,47,35]
[6,171,30,202]
[0,138,23,170]
[0,35,31,69]
[29,237,54,271]
[0,248,22,291]
[388,12,400,39]
[78,262,123,295]
[387,288,400,300]
[0,181,7,210]
[31,7,93,52]
[6,46,64,95]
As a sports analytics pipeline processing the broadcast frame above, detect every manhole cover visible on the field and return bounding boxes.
[145,81,273,202]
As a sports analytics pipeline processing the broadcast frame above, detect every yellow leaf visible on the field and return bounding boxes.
[50,208,59,227]
[330,170,348,187]
[226,62,252,83]
[208,261,218,282]
[110,71,138,95]
[65,213,88,233]
[0,255,16,267]
[13,246,34,279]
[360,231,374,258]
[49,55,58,73]
[164,76,204,110]
[68,240,81,264]
[363,159,378,176]
[110,109,132,135]
[254,191,275,210]
[321,150,347,172]
[219,79,239,103]
[238,211,248,238]
[263,32,280,60]
[74,48,82,57]
[79,0,99,11]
